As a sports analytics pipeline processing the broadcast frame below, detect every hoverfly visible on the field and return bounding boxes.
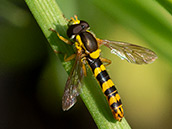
[50,15,157,121]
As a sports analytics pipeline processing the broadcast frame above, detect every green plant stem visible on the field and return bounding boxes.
[25,0,131,128]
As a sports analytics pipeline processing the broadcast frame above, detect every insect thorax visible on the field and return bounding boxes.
[79,32,98,53]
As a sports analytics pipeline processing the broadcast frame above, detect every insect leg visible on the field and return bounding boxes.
[53,50,63,54]
[81,55,87,76]
[62,14,70,22]
[64,54,76,62]
[53,50,74,62]
[100,57,112,66]
[81,62,87,76]
[49,28,72,45]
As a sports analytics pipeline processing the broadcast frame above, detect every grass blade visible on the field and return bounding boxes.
[25,0,131,128]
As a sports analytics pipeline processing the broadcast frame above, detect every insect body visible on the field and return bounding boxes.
[50,15,157,121]
[76,30,124,120]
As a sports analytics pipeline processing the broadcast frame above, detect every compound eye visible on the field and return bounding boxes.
[67,20,90,39]
[73,25,83,34]
[81,25,85,29]
[80,20,89,30]
[67,24,82,39]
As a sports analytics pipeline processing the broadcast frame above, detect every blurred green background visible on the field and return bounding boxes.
[1,0,172,129]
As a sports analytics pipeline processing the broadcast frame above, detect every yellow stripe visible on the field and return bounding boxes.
[115,93,121,102]
[112,106,124,121]
[94,67,101,77]
[102,79,115,93]
[109,92,121,105]
[109,95,117,105]
[100,64,106,71]
[89,49,101,59]
[108,79,114,87]
[94,64,106,77]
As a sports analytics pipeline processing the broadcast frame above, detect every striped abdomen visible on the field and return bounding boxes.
[86,57,124,121]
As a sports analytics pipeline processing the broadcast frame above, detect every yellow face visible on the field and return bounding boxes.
[68,15,80,26]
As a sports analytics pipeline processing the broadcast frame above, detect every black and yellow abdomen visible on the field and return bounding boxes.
[87,57,124,121]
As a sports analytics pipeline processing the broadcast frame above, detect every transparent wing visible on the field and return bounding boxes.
[62,52,84,111]
[98,39,157,64]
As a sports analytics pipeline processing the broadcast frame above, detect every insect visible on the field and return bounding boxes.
[50,15,157,121]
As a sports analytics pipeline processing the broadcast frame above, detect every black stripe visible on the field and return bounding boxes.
[96,71,110,86]
[87,57,112,87]
[87,57,102,72]
[104,86,116,96]
[118,107,122,112]
[110,101,122,109]
[107,90,118,100]
[92,59,102,70]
